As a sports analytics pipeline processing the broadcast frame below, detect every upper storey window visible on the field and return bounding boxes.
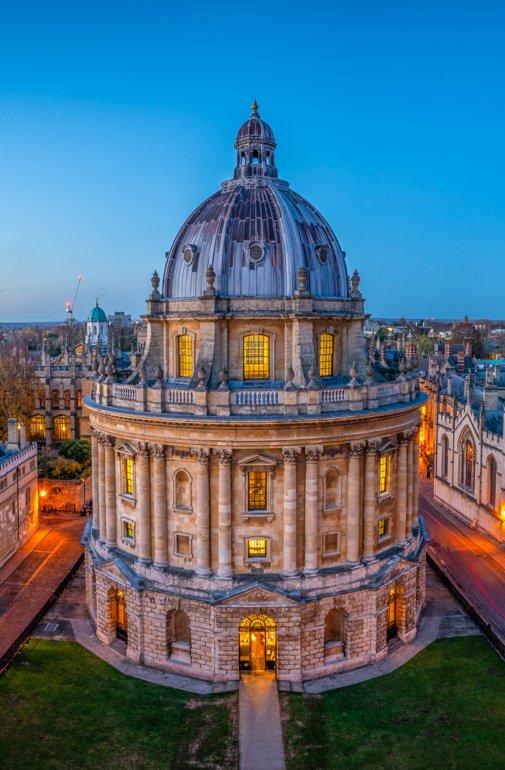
[319,333,334,377]
[379,455,391,495]
[122,457,134,496]
[177,335,193,378]
[243,335,269,379]
[248,471,267,511]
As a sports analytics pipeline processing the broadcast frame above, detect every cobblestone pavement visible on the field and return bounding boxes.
[303,566,480,694]
[239,673,285,770]
[0,514,85,663]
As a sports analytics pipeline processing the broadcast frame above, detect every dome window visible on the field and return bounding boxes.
[316,245,329,265]
[252,149,260,165]
[241,152,246,166]
[249,242,264,262]
[182,244,198,265]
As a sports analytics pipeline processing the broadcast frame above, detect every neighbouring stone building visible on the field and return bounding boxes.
[0,419,38,569]
[83,105,427,685]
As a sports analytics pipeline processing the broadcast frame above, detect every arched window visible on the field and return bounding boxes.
[53,415,70,441]
[177,334,193,378]
[243,334,269,379]
[319,333,334,377]
[174,470,192,510]
[167,610,191,663]
[252,149,259,165]
[324,468,340,509]
[440,434,449,478]
[265,151,270,165]
[487,456,497,508]
[76,390,82,408]
[30,415,46,441]
[38,388,46,409]
[64,390,71,408]
[324,608,346,660]
[51,389,60,408]
[241,152,246,166]
[460,435,475,490]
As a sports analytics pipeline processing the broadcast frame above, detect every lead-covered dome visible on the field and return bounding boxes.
[163,103,349,300]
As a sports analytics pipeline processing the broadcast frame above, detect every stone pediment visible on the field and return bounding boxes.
[215,581,300,606]
[237,453,277,468]
[96,556,142,589]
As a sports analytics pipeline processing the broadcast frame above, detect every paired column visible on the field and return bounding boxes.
[412,429,420,529]
[346,444,363,564]
[97,434,106,541]
[195,449,211,577]
[137,443,152,564]
[304,447,320,576]
[216,449,232,578]
[90,427,100,534]
[104,435,117,547]
[396,436,408,544]
[152,444,168,568]
[363,442,378,561]
[282,448,299,577]
[406,432,414,537]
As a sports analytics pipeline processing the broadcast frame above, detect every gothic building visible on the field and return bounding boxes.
[83,105,426,684]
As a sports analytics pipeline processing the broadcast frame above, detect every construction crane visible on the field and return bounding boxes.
[65,275,83,322]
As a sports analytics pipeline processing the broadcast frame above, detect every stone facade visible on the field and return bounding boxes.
[84,106,426,684]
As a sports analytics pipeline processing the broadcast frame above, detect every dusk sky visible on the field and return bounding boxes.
[0,1,503,322]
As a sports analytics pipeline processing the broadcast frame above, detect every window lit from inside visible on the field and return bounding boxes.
[379,455,391,494]
[248,538,267,559]
[378,518,388,538]
[177,335,193,378]
[248,471,267,511]
[122,457,134,496]
[243,334,269,379]
[123,520,135,539]
[319,333,334,377]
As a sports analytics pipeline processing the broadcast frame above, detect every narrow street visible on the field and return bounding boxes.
[420,478,505,642]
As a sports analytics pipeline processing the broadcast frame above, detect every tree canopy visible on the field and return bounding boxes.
[0,336,36,440]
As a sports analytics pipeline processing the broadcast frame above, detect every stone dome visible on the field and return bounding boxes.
[163,104,349,301]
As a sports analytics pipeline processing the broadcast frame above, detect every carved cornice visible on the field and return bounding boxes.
[322,446,344,458]
[215,448,232,465]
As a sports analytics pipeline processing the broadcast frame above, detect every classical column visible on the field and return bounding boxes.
[406,432,414,537]
[216,449,232,578]
[396,435,408,544]
[104,435,117,547]
[304,447,321,576]
[363,442,378,562]
[195,448,211,577]
[412,428,420,529]
[282,448,300,577]
[152,444,168,568]
[90,427,100,534]
[346,444,363,564]
[97,433,106,542]
[137,442,152,564]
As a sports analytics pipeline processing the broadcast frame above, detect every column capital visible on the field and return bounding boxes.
[282,447,300,464]
[151,443,166,460]
[398,433,410,446]
[305,446,322,463]
[365,440,380,455]
[193,447,210,464]
[103,434,115,448]
[215,448,232,465]
[348,442,365,458]
[90,425,100,439]
[136,441,150,458]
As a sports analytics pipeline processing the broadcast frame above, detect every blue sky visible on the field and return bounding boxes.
[0,1,503,321]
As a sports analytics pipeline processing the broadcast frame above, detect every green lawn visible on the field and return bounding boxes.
[0,639,237,770]
[281,637,505,770]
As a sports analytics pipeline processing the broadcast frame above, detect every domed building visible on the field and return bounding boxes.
[86,300,108,349]
[84,104,426,685]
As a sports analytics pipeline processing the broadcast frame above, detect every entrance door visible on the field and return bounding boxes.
[251,630,266,672]
[115,590,128,642]
[387,587,397,641]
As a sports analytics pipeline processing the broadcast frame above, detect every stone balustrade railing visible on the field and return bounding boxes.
[90,376,420,418]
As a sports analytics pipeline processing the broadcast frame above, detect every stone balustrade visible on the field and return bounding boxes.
[90,376,420,417]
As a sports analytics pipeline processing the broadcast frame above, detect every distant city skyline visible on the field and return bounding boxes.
[1,1,504,321]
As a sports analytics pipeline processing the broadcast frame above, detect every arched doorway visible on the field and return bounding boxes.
[114,589,128,642]
[239,614,276,673]
[387,587,398,641]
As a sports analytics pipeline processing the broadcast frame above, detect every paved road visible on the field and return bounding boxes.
[420,479,505,640]
[0,515,85,664]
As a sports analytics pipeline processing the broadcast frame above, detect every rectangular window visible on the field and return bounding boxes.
[247,538,267,559]
[122,457,134,496]
[243,335,269,379]
[177,335,193,378]
[123,520,135,540]
[175,533,191,556]
[324,531,340,555]
[378,518,389,538]
[319,333,334,377]
[379,455,391,494]
[248,471,267,511]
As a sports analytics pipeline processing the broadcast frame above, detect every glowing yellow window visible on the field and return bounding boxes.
[243,334,269,379]
[77,390,82,407]
[248,471,267,511]
[123,520,135,539]
[248,538,267,559]
[122,457,134,495]
[379,455,391,494]
[378,518,388,537]
[177,335,193,378]
[319,333,334,377]
[53,415,70,441]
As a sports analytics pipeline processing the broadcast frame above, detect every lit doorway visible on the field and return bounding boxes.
[387,587,398,641]
[114,589,128,642]
[239,614,276,673]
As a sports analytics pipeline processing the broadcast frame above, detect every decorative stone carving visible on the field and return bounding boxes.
[282,448,300,464]
[305,447,321,463]
[215,448,232,465]
[193,447,210,463]
[151,444,165,460]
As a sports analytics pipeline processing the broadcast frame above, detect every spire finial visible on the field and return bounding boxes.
[251,99,259,117]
